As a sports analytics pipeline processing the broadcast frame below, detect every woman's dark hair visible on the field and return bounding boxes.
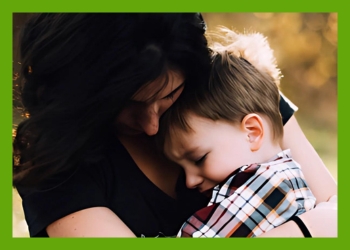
[13,13,211,188]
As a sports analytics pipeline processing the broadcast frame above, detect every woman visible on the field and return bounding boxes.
[13,13,337,237]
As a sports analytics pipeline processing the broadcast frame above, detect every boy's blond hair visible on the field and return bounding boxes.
[158,29,284,149]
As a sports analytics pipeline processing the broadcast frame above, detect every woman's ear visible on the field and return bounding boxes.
[241,114,264,152]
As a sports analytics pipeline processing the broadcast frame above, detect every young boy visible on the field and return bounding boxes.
[157,30,316,237]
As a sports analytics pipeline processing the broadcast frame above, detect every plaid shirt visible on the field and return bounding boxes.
[177,149,316,238]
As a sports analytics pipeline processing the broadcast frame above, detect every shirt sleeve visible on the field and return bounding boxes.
[16,161,111,237]
[279,91,298,125]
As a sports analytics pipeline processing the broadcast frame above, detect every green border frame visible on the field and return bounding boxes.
[1,0,344,248]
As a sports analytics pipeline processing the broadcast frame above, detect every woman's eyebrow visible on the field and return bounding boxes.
[161,83,185,99]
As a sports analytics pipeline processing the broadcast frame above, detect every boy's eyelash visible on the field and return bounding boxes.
[195,154,207,165]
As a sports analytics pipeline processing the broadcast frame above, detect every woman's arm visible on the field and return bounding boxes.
[46,207,136,237]
[259,115,338,237]
[259,195,337,237]
[281,115,337,203]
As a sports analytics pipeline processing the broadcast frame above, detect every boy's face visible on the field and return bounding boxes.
[164,113,254,196]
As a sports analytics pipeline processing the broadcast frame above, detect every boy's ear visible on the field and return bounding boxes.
[241,114,264,152]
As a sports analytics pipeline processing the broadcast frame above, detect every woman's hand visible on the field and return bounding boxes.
[259,195,337,237]
[298,195,337,237]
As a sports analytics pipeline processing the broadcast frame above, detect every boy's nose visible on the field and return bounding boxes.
[185,173,203,189]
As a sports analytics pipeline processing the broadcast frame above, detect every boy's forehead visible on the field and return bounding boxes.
[164,128,193,158]
[163,111,205,158]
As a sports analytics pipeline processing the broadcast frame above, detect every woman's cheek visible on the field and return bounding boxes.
[159,102,173,117]
[158,96,176,115]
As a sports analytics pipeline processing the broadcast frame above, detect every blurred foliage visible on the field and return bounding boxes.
[203,13,337,177]
[203,13,337,128]
[12,13,337,237]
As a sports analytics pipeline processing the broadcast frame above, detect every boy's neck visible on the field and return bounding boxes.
[256,141,284,164]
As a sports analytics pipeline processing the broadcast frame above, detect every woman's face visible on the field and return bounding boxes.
[115,70,185,136]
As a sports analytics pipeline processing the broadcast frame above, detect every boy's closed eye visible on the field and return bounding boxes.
[194,153,208,166]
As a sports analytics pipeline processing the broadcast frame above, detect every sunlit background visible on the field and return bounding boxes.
[13,13,337,237]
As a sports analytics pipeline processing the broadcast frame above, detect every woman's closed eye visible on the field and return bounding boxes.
[163,91,175,100]
[162,83,184,101]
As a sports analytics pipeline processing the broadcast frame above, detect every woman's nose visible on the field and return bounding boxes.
[139,104,160,136]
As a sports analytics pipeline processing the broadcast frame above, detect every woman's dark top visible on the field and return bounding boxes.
[16,95,296,237]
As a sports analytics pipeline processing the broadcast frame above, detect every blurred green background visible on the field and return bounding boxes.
[12,13,337,237]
